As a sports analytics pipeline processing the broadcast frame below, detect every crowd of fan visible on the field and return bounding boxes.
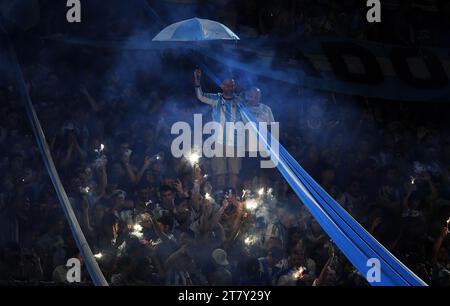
[37,0,450,47]
[1,52,450,285]
[220,0,450,46]
[1,0,449,286]
[146,0,450,46]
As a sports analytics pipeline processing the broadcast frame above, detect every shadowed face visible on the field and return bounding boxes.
[138,188,150,202]
[267,247,283,266]
[246,88,261,106]
[290,251,304,267]
[161,190,174,206]
[221,79,235,97]
[113,195,126,207]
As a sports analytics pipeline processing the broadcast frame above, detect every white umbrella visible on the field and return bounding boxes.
[152,17,239,41]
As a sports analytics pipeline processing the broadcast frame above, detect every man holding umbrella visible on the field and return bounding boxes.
[193,68,241,189]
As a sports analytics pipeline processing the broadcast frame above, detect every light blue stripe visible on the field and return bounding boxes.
[239,104,426,286]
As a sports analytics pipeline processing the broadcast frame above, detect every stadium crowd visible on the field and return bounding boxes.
[0,0,449,286]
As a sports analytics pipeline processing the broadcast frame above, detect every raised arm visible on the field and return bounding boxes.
[207,199,229,231]
[135,156,152,185]
[96,160,108,199]
[121,153,137,184]
[422,172,438,200]
[226,201,245,243]
[314,243,334,286]
[80,85,101,112]
[431,226,449,264]
[403,182,415,210]
[194,68,218,106]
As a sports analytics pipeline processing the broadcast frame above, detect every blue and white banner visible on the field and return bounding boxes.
[239,104,427,286]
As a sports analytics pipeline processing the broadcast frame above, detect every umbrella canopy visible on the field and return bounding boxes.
[152,17,239,41]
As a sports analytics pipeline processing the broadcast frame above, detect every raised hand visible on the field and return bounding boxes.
[328,243,335,259]
[121,153,130,165]
[193,164,202,181]
[222,198,230,209]
[174,179,184,194]
[440,226,449,238]
[194,68,202,85]
[143,155,152,169]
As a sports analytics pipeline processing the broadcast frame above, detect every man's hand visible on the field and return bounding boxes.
[440,226,449,238]
[406,181,417,194]
[121,153,130,165]
[79,196,89,211]
[327,243,335,259]
[143,156,152,169]
[236,201,245,215]
[174,179,184,194]
[194,68,202,85]
[141,239,156,252]
[203,181,213,195]
[193,164,202,181]
[101,155,108,168]
[222,199,230,209]
[202,197,213,214]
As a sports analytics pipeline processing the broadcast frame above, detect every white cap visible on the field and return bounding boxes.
[212,248,229,266]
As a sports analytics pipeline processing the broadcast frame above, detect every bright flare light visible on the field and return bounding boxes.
[187,151,200,166]
[292,266,306,280]
[150,238,162,247]
[94,252,103,259]
[95,143,105,153]
[245,199,258,211]
[205,192,212,201]
[258,187,265,196]
[244,235,257,246]
[131,224,144,239]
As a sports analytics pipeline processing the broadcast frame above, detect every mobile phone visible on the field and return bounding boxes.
[150,152,162,162]
[225,188,234,199]
[80,186,90,194]
[124,149,132,157]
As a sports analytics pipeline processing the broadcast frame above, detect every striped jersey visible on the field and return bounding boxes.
[195,86,241,146]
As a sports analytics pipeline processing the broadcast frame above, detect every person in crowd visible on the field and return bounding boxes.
[194,68,242,190]
[244,87,275,124]
[207,248,232,286]
[1,1,450,286]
